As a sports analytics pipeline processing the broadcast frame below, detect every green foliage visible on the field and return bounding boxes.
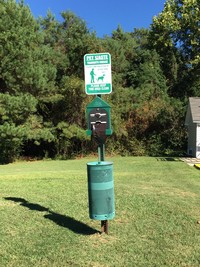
[0,0,56,96]
[55,122,88,158]
[0,122,24,163]
[149,0,200,98]
[0,93,37,124]
[0,93,55,163]
[150,0,200,65]
[0,93,35,163]
[0,0,197,161]
[55,10,101,78]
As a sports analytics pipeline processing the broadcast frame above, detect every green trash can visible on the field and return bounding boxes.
[87,161,115,220]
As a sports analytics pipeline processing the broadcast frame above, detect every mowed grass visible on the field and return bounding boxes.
[0,156,200,267]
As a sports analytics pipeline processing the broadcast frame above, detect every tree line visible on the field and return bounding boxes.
[0,0,199,163]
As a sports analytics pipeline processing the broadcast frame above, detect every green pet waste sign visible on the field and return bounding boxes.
[84,53,112,95]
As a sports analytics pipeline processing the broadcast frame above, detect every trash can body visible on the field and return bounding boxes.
[87,161,115,220]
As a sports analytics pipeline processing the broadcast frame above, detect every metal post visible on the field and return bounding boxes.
[98,142,108,234]
[98,143,105,161]
[101,220,108,234]
[98,146,101,163]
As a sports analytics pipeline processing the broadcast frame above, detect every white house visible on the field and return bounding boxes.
[185,97,200,158]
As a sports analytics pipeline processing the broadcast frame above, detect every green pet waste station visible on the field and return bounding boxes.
[86,96,115,234]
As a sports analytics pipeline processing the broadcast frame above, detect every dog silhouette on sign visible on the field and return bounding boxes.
[97,74,105,82]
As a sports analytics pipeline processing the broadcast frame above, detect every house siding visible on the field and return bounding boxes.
[185,97,200,158]
[187,122,196,157]
[196,124,200,158]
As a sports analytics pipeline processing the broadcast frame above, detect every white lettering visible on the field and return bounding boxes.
[95,55,108,60]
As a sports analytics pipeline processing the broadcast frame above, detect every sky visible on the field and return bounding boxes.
[17,0,166,37]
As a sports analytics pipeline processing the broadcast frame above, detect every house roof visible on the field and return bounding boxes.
[185,97,200,125]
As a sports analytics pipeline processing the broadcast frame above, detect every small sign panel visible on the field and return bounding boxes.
[84,53,112,95]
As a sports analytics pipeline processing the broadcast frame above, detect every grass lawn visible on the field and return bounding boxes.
[0,156,200,267]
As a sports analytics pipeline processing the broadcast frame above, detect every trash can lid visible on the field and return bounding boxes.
[87,161,113,166]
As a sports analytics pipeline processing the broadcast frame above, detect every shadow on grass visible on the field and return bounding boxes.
[156,157,181,162]
[4,197,99,235]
